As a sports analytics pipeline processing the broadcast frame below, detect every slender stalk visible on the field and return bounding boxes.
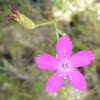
[35,21,54,28]
[54,22,59,40]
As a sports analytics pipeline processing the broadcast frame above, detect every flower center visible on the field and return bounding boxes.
[58,55,72,79]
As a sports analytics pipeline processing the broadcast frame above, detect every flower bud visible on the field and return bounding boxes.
[62,33,67,36]
[6,2,35,29]
[15,13,35,29]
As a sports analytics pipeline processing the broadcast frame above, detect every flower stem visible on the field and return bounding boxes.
[35,21,54,28]
[54,22,59,40]
[54,22,63,40]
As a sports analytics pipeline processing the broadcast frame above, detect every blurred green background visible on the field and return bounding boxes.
[0,0,100,100]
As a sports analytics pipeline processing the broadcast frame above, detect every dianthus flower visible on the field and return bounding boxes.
[36,36,95,93]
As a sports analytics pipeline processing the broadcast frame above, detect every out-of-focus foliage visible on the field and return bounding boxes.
[0,0,100,100]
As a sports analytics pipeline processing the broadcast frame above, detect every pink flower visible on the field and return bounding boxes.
[36,36,95,93]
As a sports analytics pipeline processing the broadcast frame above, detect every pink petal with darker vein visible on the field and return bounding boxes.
[36,54,60,70]
[71,50,95,68]
[56,36,72,59]
[46,71,64,93]
[67,68,86,91]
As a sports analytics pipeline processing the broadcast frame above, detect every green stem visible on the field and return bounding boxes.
[35,20,63,41]
[54,22,60,40]
[35,21,54,28]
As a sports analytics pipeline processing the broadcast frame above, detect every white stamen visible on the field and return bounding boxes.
[69,73,72,80]
[57,55,72,80]
[65,55,68,64]
[58,74,63,76]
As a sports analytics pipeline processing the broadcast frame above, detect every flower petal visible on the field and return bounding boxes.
[36,54,60,70]
[71,50,95,67]
[46,71,64,93]
[68,68,86,91]
[56,36,72,59]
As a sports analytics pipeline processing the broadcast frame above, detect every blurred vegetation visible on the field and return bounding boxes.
[0,0,100,100]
